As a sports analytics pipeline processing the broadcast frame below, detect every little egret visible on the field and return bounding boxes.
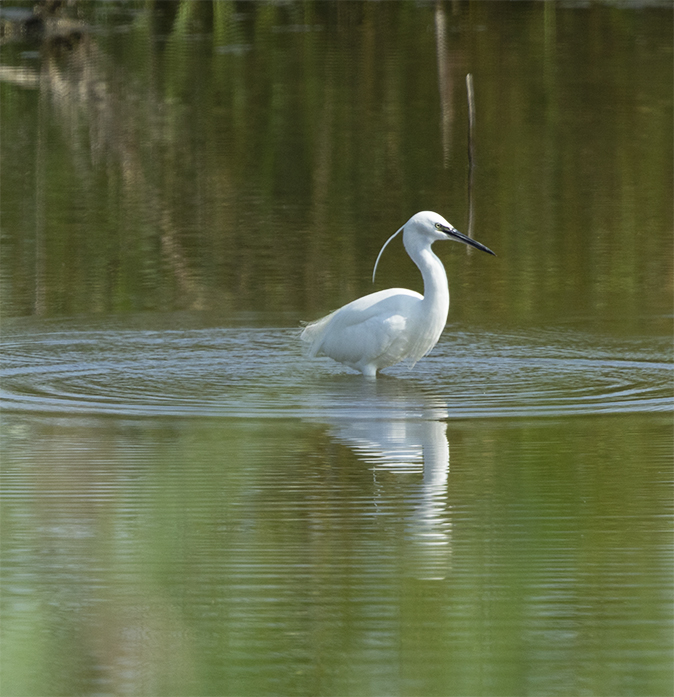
[301,211,495,377]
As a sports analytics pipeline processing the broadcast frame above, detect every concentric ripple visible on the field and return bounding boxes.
[0,320,671,419]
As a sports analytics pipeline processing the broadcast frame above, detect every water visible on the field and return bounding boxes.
[2,410,671,695]
[1,317,671,419]
[1,2,672,696]
[2,316,672,696]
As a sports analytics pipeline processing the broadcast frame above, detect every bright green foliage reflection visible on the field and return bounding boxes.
[1,414,672,697]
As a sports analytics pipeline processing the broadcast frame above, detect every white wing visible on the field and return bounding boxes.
[301,288,423,368]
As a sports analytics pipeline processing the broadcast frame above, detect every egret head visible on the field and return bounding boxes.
[372,211,495,283]
[407,211,496,254]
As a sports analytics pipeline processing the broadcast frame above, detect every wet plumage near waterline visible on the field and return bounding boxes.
[301,211,496,377]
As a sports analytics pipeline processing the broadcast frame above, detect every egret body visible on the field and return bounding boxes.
[301,211,495,377]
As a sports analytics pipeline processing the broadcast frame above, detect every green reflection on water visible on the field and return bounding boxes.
[1,1,672,333]
[1,414,671,696]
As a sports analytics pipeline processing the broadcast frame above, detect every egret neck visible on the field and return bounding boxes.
[412,245,450,354]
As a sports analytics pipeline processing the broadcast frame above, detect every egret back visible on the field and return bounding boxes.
[300,288,424,370]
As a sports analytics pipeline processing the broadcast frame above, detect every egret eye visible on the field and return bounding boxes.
[435,223,443,231]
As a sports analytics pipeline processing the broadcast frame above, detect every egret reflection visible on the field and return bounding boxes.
[309,377,452,579]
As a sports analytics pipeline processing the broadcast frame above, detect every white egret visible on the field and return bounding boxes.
[301,211,495,377]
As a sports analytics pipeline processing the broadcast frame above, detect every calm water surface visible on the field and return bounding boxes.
[1,2,672,696]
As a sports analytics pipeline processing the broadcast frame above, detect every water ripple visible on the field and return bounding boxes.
[0,321,671,419]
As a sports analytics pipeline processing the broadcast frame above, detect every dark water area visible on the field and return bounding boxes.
[1,2,672,695]
[2,0,672,332]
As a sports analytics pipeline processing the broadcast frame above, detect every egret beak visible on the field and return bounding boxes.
[436,223,496,256]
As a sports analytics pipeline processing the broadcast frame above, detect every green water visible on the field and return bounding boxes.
[2,411,671,696]
[1,2,672,696]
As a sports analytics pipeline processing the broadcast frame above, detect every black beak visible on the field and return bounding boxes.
[437,223,496,256]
